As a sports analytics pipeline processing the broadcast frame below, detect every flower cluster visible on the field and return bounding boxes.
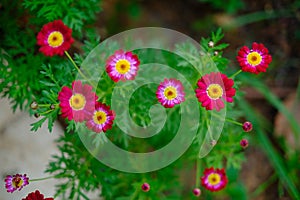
[32,20,274,197]
[58,80,115,133]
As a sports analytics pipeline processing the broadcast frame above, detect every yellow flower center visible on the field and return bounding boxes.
[164,86,177,100]
[12,177,23,188]
[69,94,86,110]
[247,51,262,66]
[93,111,107,125]
[207,173,221,186]
[116,59,131,74]
[47,31,64,48]
[207,84,223,100]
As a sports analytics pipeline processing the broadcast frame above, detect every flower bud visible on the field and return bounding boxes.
[30,101,38,110]
[208,41,214,48]
[240,139,249,149]
[243,121,253,132]
[141,183,150,192]
[193,188,201,196]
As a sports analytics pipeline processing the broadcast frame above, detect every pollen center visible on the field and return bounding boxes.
[116,59,131,74]
[247,51,262,66]
[207,84,223,100]
[207,173,221,186]
[164,86,177,100]
[47,31,64,48]
[93,111,107,124]
[69,93,86,110]
[12,177,23,188]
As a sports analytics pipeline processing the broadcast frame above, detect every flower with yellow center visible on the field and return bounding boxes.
[115,59,131,74]
[58,80,97,122]
[201,167,228,192]
[47,31,64,48]
[5,173,29,193]
[106,49,140,82]
[236,42,272,74]
[246,51,262,66]
[93,111,107,125]
[164,86,177,100]
[69,93,86,111]
[86,102,115,133]
[156,78,185,108]
[207,173,221,185]
[206,84,223,100]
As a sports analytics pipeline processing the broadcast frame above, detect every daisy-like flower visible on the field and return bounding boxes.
[201,167,228,192]
[37,20,74,56]
[58,80,98,122]
[106,49,140,82]
[86,102,115,133]
[237,42,272,74]
[156,78,185,108]
[195,72,236,111]
[22,190,54,200]
[5,174,29,193]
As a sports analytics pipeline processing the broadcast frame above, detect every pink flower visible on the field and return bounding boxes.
[201,167,228,192]
[86,102,115,133]
[237,42,272,74]
[58,80,98,122]
[195,72,236,111]
[106,50,140,82]
[5,174,29,193]
[156,78,185,108]
[37,20,74,56]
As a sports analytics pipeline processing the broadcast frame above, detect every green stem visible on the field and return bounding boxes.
[195,158,201,188]
[229,69,242,79]
[210,112,243,126]
[30,174,64,182]
[64,51,97,89]
[130,186,140,200]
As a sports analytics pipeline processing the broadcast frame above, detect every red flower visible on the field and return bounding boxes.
[22,190,54,200]
[86,102,115,133]
[141,183,150,192]
[58,80,98,122]
[195,72,236,111]
[37,20,74,56]
[242,121,253,132]
[201,167,228,192]
[237,42,272,74]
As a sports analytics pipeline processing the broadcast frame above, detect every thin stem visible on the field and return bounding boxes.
[64,51,97,89]
[210,111,243,126]
[229,69,242,79]
[195,158,201,187]
[30,174,61,182]
[130,186,139,200]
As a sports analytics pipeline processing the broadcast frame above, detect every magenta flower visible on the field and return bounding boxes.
[201,167,228,192]
[156,78,185,108]
[195,72,236,111]
[5,174,29,193]
[237,42,272,74]
[141,183,150,192]
[86,102,115,133]
[106,49,140,82]
[58,80,98,122]
[37,20,74,56]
